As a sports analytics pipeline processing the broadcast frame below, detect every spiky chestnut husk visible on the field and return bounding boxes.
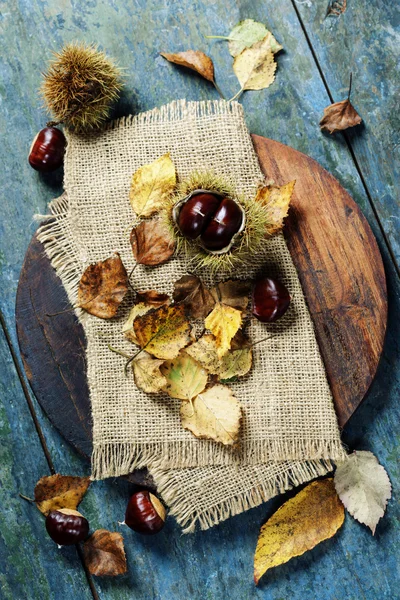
[41,42,122,133]
[162,171,272,274]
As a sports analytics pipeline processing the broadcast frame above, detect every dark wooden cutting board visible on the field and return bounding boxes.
[15,135,387,487]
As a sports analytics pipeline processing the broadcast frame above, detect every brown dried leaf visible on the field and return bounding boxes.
[180,384,242,445]
[83,529,127,577]
[136,290,170,307]
[122,302,154,344]
[161,353,208,400]
[77,253,128,319]
[130,220,175,266]
[173,275,215,319]
[185,334,221,375]
[320,99,362,134]
[210,279,251,311]
[205,303,243,358]
[34,474,91,516]
[132,352,167,394]
[233,34,277,92]
[254,478,344,584]
[255,181,295,236]
[160,50,215,83]
[133,304,191,360]
[129,153,176,217]
[326,0,347,17]
[185,332,252,380]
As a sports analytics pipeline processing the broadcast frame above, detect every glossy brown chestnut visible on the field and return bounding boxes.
[45,508,89,546]
[252,277,291,322]
[200,197,244,251]
[28,127,66,172]
[125,491,166,535]
[177,193,221,240]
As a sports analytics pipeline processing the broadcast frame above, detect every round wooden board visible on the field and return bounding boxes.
[16,135,387,487]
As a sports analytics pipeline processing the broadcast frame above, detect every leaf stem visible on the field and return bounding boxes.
[108,345,132,359]
[348,72,353,100]
[228,87,244,102]
[204,35,231,40]
[19,493,35,503]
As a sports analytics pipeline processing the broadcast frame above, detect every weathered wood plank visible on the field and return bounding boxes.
[292,0,400,269]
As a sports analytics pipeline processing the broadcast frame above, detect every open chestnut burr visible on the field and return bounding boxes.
[173,189,246,253]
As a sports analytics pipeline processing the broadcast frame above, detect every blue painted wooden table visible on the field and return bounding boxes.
[0,1,399,598]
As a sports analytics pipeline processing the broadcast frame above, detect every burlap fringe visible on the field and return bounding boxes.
[91,439,345,479]
[151,459,334,534]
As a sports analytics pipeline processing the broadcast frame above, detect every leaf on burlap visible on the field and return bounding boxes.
[132,352,167,394]
[83,530,127,577]
[136,290,171,307]
[180,384,242,445]
[130,219,175,266]
[320,99,362,134]
[173,274,215,319]
[255,181,295,236]
[160,50,215,83]
[227,19,283,57]
[233,34,277,93]
[185,334,221,374]
[77,253,129,319]
[122,302,155,344]
[254,478,344,584]
[185,332,253,380]
[204,303,242,358]
[334,451,391,535]
[133,304,191,360]
[34,474,91,516]
[161,353,208,400]
[129,153,176,217]
[210,279,251,311]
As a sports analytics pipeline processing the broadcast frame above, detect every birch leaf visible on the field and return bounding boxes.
[186,332,252,380]
[254,478,344,584]
[180,384,242,445]
[129,153,176,217]
[205,303,242,358]
[219,344,253,381]
[228,19,283,57]
[320,99,362,134]
[185,334,221,374]
[77,253,129,319]
[133,304,191,360]
[130,220,175,266]
[210,279,251,311]
[83,530,127,577]
[334,451,391,534]
[122,302,154,344]
[161,353,208,400]
[233,34,277,92]
[255,181,295,236]
[173,274,215,319]
[34,474,91,516]
[160,50,215,83]
[132,353,167,394]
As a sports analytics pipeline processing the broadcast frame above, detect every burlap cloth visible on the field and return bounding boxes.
[38,100,344,532]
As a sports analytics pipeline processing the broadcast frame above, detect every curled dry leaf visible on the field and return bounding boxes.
[255,180,295,236]
[133,304,191,360]
[77,253,129,319]
[34,474,91,516]
[204,303,242,358]
[173,274,215,319]
[136,290,170,307]
[83,529,127,577]
[320,99,362,134]
[130,219,175,266]
[233,34,277,94]
[160,50,215,83]
[129,153,176,217]
[210,279,251,311]
[132,352,167,394]
[161,353,208,400]
[123,302,154,344]
[254,478,344,585]
[334,450,391,535]
[180,384,242,446]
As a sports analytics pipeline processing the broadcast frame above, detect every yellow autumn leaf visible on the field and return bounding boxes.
[254,478,345,585]
[255,180,295,236]
[219,345,253,381]
[132,353,167,394]
[233,33,277,93]
[34,474,91,516]
[185,334,221,374]
[185,333,253,380]
[204,303,242,358]
[129,153,176,217]
[122,303,154,344]
[161,353,208,400]
[133,304,191,360]
[180,384,242,445]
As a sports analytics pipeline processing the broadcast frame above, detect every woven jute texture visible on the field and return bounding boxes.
[38,99,344,531]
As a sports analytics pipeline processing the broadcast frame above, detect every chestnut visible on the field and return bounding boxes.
[252,277,291,322]
[45,508,89,546]
[177,193,221,240]
[28,127,66,172]
[200,197,244,251]
[125,491,166,535]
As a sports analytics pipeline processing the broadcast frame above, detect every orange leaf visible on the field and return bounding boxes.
[83,530,127,576]
[320,99,362,134]
[130,220,175,266]
[160,50,215,83]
